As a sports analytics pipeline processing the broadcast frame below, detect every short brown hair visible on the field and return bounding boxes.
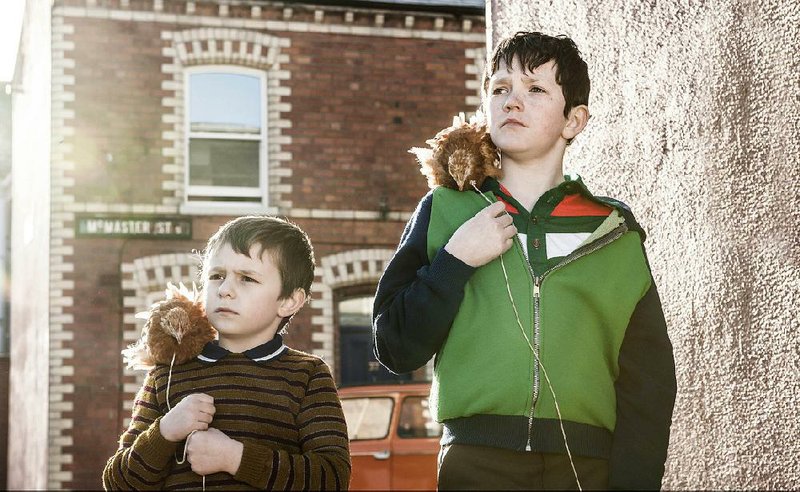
[201,215,315,300]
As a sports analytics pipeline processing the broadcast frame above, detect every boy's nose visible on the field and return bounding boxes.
[503,91,523,111]
[217,279,234,298]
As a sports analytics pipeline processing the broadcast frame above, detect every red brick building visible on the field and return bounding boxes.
[7,0,485,488]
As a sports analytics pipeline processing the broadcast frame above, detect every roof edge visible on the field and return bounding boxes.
[281,0,484,16]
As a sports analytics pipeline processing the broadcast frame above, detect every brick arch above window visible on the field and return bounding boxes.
[319,249,397,288]
[161,28,293,215]
[171,28,287,68]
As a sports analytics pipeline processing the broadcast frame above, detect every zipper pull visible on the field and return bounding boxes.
[533,279,540,298]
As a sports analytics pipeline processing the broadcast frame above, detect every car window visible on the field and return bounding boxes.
[397,396,443,439]
[341,397,394,440]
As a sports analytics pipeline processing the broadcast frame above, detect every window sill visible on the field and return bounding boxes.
[179,202,278,216]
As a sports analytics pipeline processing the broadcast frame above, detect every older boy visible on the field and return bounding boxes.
[104,216,351,490]
[373,32,676,490]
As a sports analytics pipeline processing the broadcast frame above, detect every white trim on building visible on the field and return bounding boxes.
[48,13,77,490]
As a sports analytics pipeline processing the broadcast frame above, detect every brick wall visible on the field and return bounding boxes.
[43,2,485,489]
[284,33,475,211]
[68,19,170,205]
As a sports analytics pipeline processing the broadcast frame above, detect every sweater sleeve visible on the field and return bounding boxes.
[102,370,179,490]
[609,278,677,490]
[233,360,351,490]
[372,191,476,374]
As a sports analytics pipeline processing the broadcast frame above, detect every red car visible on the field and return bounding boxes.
[339,383,441,490]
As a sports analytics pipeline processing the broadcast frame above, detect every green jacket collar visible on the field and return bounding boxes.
[480,175,646,241]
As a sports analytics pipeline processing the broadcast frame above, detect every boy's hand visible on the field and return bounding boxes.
[445,200,516,267]
[186,428,244,476]
[159,393,216,442]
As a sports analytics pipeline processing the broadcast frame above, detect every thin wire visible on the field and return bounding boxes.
[503,258,583,490]
[176,430,198,464]
[472,182,582,491]
[175,430,207,490]
[166,352,176,411]
[165,353,207,490]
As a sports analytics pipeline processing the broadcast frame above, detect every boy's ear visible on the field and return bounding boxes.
[563,105,590,141]
[277,288,307,318]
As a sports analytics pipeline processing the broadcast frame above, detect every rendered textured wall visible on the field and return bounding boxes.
[8,0,52,489]
[489,1,799,489]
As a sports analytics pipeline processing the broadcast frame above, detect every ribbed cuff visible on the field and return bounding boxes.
[144,417,180,467]
[234,440,273,488]
[429,247,476,289]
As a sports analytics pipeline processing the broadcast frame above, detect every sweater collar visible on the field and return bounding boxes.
[197,335,287,363]
[481,175,591,214]
[482,175,646,240]
[482,174,589,197]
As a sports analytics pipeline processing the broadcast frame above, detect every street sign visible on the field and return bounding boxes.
[75,214,192,239]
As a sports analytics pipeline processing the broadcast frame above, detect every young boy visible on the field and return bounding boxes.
[104,216,351,490]
[373,32,676,490]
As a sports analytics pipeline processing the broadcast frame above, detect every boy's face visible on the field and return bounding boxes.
[204,242,298,353]
[486,57,575,161]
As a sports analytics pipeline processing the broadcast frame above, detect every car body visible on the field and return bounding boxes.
[339,383,441,490]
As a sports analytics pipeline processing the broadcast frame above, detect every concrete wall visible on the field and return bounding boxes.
[0,91,10,176]
[488,1,799,489]
[0,355,7,489]
[8,0,52,489]
[0,87,11,490]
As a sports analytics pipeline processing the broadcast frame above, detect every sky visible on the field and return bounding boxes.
[0,0,26,82]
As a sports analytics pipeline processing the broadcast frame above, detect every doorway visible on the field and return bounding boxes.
[338,296,410,386]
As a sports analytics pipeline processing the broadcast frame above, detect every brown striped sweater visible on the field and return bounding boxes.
[103,335,351,490]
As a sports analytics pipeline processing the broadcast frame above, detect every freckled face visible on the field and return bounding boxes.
[203,243,286,352]
[486,57,570,160]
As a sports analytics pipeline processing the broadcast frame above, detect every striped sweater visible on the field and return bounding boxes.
[103,336,351,490]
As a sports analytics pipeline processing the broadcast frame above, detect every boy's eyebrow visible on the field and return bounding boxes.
[205,266,262,277]
[489,71,541,83]
[488,76,545,90]
[489,74,511,84]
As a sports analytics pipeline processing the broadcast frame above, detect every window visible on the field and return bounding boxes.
[185,66,267,206]
[341,397,394,440]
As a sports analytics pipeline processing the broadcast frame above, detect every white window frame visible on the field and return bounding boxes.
[183,65,268,212]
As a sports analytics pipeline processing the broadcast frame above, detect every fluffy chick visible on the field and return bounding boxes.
[123,283,217,370]
[411,114,501,191]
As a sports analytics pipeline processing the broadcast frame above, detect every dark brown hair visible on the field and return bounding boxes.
[483,31,590,117]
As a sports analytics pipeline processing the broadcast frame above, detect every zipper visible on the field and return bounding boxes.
[513,235,539,452]
[521,223,628,452]
[525,276,541,451]
[540,223,629,281]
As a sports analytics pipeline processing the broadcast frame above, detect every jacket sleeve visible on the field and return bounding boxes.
[103,369,179,490]
[233,360,351,490]
[609,277,677,490]
[372,191,476,374]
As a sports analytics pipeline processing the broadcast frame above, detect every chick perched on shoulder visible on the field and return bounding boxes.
[410,112,501,191]
[122,282,217,370]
